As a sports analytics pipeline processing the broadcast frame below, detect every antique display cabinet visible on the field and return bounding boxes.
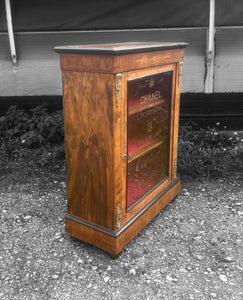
[55,42,187,257]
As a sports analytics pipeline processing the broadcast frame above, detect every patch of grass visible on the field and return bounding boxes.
[0,105,64,167]
[178,122,243,179]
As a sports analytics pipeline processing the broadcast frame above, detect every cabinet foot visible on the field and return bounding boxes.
[71,237,80,242]
[110,253,119,259]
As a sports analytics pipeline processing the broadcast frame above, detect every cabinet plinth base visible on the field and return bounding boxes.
[65,179,180,256]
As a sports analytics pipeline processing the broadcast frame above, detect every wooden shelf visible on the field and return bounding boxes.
[128,98,167,116]
[128,139,165,162]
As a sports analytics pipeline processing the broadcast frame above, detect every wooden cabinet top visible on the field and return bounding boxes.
[55,42,187,56]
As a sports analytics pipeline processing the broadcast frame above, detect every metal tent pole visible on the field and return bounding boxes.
[205,0,215,93]
[5,0,17,66]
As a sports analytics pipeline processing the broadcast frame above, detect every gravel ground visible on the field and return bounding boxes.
[0,165,243,300]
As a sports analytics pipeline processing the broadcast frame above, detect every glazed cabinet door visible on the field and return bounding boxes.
[124,66,175,210]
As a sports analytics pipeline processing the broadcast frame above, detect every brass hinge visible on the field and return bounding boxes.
[122,154,127,160]
[122,154,132,160]
[178,62,183,85]
[115,73,122,107]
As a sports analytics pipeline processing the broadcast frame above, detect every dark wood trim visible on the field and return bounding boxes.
[66,214,116,237]
[55,42,188,56]
[66,178,180,238]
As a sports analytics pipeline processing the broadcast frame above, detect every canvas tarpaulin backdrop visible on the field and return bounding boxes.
[1,0,243,32]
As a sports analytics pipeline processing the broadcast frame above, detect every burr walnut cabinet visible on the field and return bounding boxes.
[55,42,187,257]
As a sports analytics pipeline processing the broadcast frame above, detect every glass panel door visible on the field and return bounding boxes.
[126,71,173,209]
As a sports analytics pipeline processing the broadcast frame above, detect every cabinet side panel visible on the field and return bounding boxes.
[62,70,114,228]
